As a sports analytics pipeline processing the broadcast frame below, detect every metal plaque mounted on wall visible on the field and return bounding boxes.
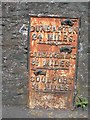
[28,15,80,109]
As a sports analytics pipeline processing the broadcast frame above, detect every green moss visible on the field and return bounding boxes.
[75,96,88,109]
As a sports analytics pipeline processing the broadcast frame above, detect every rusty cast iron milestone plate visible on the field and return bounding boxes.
[28,16,80,109]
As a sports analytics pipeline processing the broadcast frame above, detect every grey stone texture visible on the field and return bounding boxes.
[2,106,88,118]
[0,2,2,120]
[2,2,88,108]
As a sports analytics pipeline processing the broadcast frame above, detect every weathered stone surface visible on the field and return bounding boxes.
[2,2,88,106]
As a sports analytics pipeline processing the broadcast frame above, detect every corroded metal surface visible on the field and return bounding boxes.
[29,16,79,109]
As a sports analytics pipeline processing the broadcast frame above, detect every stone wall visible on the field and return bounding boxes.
[2,2,88,105]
